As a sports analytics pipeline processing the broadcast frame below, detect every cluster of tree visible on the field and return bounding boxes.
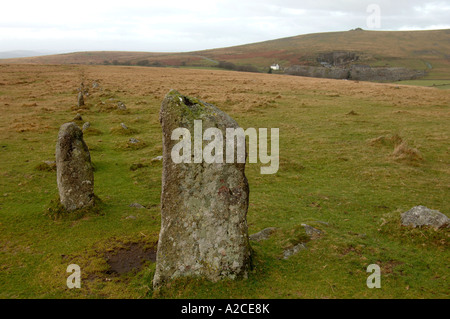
[216,61,259,73]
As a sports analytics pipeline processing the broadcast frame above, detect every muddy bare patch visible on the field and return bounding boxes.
[104,242,156,275]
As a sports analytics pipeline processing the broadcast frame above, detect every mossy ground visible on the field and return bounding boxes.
[0,64,448,299]
[45,194,104,221]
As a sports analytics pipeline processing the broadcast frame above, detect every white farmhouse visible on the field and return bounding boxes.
[270,63,280,71]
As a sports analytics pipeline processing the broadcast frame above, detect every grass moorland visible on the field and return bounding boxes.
[0,64,448,299]
[2,29,450,78]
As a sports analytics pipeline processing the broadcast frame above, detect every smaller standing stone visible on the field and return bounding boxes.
[77,91,85,107]
[120,123,128,130]
[73,113,83,121]
[56,122,94,211]
[117,102,126,110]
[82,122,90,131]
[401,206,449,229]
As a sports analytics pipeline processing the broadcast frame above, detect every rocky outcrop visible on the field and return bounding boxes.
[286,64,425,82]
[317,51,359,66]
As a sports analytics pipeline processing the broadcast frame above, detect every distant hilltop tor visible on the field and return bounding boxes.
[1,29,449,81]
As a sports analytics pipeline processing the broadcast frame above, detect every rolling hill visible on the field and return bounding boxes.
[1,29,450,80]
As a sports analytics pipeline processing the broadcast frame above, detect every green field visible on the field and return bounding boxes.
[394,79,450,90]
[0,64,449,299]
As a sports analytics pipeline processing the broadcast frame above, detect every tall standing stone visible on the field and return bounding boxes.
[153,90,251,287]
[56,122,94,211]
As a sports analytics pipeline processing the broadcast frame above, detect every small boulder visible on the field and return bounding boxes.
[282,224,323,259]
[301,224,322,239]
[129,203,146,209]
[249,227,277,242]
[44,160,56,166]
[35,160,56,172]
[401,206,449,229]
[130,163,148,171]
[283,243,307,259]
[151,155,163,162]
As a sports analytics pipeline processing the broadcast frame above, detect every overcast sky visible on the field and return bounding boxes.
[1,0,449,53]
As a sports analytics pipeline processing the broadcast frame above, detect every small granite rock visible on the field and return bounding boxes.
[130,163,148,171]
[282,223,324,259]
[36,160,56,172]
[151,155,163,162]
[120,123,128,130]
[129,203,145,209]
[283,243,307,259]
[44,160,56,166]
[401,206,449,229]
[301,224,322,239]
[249,227,277,242]
[129,138,140,144]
